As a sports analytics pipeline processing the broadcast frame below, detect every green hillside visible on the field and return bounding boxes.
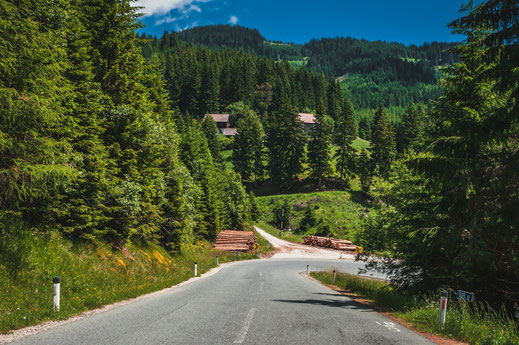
[256,191,371,242]
[164,24,459,127]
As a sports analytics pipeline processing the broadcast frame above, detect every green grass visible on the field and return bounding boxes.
[256,220,305,243]
[311,271,519,345]
[221,149,233,170]
[287,58,308,69]
[256,190,370,241]
[352,137,370,151]
[0,232,259,333]
[254,228,275,253]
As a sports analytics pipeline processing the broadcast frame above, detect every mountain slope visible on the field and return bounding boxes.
[167,25,458,126]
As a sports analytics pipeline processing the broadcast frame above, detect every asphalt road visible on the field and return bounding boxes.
[10,258,433,345]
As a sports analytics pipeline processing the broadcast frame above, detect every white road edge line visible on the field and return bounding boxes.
[233,308,256,344]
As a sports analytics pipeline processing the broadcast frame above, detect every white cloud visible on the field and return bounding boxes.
[155,15,181,25]
[135,0,211,17]
[228,15,238,25]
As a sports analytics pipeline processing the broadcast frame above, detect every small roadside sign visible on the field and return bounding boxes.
[355,246,363,254]
[456,290,475,303]
[254,243,259,251]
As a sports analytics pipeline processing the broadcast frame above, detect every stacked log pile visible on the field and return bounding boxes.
[213,230,255,252]
[303,235,357,252]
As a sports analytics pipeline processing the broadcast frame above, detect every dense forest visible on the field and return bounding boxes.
[0,0,255,263]
[166,24,459,124]
[140,31,347,122]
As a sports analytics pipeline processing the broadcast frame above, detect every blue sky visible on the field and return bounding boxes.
[136,0,473,45]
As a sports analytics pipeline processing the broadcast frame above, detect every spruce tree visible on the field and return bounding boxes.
[308,114,333,186]
[371,106,396,178]
[396,105,423,153]
[357,149,373,193]
[232,109,265,183]
[334,99,358,184]
[266,103,307,189]
[201,116,222,164]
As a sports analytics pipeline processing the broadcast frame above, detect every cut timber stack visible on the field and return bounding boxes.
[303,235,357,252]
[213,230,255,252]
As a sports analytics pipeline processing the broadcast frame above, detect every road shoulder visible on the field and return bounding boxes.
[302,272,467,345]
[0,260,245,345]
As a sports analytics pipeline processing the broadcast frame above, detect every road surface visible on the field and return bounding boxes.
[6,230,433,345]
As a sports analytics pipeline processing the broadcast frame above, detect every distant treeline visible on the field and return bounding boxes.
[146,24,459,121]
[140,31,348,123]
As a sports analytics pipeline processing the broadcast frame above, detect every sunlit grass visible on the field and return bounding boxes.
[256,190,369,241]
[256,220,305,243]
[311,271,519,345]
[0,232,259,333]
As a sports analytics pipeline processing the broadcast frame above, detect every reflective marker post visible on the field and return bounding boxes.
[216,256,219,266]
[438,290,448,327]
[194,262,198,277]
[307,265,309,274]
[333,269,336,283]
[53,276,60,312]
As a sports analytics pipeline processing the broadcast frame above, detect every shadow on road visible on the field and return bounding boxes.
[271,297,373,311]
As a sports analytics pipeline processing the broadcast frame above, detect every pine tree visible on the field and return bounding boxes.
[266,103,307,189]
[396,105,423,153]
[297,204,317,234]
[81,0,146,106]
[357,149,373,192]
[232,108,265,183]
[201,116,222,164]
[371,106,396,178]
[307,114,333,186]
[199,61,220,114]
[0,0,78,222]
[334,99,358,184]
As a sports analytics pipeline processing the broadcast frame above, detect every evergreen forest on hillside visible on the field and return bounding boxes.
[160,24,459,127]
[1,0,519,335]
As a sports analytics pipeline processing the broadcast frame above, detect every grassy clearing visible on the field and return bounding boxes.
[0,232,258,333]
[221,149,233,170]
[310,271,519,345]
[256,191,370,241]
[351,137,370,151]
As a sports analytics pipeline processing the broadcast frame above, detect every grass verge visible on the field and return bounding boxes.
[254,229,275,253]
[0,232,258,334]
[310,271,519,345]
[256,220,304,243]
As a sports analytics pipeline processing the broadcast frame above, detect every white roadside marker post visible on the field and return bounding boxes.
[216,256,219,266]
[307,265,309,274]
[194,262,198,277]
[438,290,448,327]
[259,250,261,258]
[333,269,336,283]
[53,276,60,312]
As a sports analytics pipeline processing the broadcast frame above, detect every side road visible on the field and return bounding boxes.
[254,226,356,260]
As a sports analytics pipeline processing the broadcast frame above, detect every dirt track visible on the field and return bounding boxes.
[254,226,356,260]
